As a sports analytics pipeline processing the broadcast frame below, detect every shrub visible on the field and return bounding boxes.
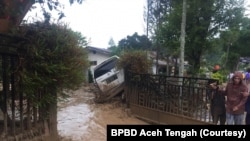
[117,50,152,74]
[13,22,89,104]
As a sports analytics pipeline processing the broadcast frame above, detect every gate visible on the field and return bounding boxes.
[0,34,48,140]
[125,71,218,125]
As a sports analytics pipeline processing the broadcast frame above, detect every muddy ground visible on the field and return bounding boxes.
[57,85,148,141]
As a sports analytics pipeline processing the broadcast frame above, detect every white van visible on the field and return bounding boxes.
[93,55,124,102]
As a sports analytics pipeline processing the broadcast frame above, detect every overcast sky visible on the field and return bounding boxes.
[24,0,250,48]
[24,0,146,48]
[63,0,146,48]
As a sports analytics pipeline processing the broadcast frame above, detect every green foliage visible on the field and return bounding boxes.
[36,0,85,22]
[13,22,89,103]
[118,33,152,51]
[108,46,123,56]
[117,50,152,74]
[235,18,250,57]
[211,71,224,84]
[108,37,116,47]
[109,32,152,57]
[149,0,245,75]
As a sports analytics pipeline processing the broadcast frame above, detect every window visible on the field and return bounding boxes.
[94,58,117,79]
[90,61,97,66]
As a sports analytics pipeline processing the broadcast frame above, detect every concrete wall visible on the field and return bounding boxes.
[88,51,111,74]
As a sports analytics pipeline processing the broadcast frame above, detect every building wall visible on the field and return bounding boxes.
[88,51,111,74]
[86,47,112,83]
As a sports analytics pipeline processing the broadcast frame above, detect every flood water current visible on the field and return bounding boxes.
[57,85,148,141]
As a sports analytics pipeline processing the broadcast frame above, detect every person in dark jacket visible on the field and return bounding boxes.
[245,96,250,125]
[210,87,226,125]
[245,73,250,125]
[211,71,248,125]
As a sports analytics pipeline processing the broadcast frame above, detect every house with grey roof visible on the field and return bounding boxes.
[85,46,112,82]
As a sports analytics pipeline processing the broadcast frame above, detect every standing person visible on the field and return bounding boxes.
[244,68,250,125]
[245,97,250,125]
[207,66,223,101]
[245,68,250,82]
[209,85,226,125]
[211,71,248,125]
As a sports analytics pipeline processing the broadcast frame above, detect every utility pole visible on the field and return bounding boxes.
[179,0,187,77]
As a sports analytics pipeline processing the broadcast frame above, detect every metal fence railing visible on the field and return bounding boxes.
[125,71,219,124]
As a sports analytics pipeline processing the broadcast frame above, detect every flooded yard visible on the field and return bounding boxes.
[57,85,148,141]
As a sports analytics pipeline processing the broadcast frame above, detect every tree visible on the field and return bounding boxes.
[107,37,121,56]
[117,50,152,74]
[17,21,89,96]
[150,0,245,75]
[13,21,89,140]
[0,0,84,32]
[118,32,152,51]
[0,0,35,32]
[179,0,187,77]
[225,17,250,71]
[144,0,173,38]
[237,17,250,57]
[108,37,116,47]
[220,29,240,70]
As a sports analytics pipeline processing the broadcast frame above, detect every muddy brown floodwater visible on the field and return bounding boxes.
[57,85,148,141]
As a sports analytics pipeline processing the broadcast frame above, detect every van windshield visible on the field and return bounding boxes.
[94,58,117,79]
